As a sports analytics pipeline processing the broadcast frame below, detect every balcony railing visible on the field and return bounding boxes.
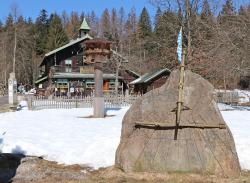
[51,65,94,74]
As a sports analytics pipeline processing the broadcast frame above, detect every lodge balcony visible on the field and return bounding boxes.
[48,65,122,81]
[51,65,94,74]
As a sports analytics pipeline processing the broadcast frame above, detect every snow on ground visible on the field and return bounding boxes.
[221,110,250,170]
[0,107,128,169]
[235,89,250,103]
[217,103,235,111]
[0,104,250,170]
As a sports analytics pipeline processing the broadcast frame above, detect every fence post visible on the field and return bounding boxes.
[28,97,33,110]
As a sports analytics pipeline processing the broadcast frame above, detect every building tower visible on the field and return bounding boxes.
[79,18,90,38]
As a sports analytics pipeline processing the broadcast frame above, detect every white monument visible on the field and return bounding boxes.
[8,72,17,105]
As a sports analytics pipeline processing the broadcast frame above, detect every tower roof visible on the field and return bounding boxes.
[79,18,90,30]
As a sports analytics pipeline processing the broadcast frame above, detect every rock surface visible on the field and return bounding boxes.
[115,69,241,177]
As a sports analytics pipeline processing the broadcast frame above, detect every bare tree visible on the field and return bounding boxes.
[10,3,19,74]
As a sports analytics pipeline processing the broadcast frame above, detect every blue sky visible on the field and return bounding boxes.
[0,0,248,23]
[0,0,156,23]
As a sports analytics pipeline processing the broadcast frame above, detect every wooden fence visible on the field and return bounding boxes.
[28,95,141,110]
[216,91,239,104]
[27,91,242,110]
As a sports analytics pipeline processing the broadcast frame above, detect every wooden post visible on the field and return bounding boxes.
[28,96,33,110]
[94,63,105,118]
[8,72,17,106]
[174,49,186,140]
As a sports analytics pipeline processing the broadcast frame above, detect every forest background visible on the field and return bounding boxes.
[0,0,249,90]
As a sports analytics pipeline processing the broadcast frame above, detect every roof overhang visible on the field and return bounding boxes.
[52,73,123,80]
[129,68,171,85]
[40,34,93,67]
[35,76,48,84]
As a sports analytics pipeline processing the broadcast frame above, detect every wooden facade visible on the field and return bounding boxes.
[35,20,126,96]
[130,68,171,94]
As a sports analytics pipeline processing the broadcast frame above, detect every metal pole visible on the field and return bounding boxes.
[174,49,186,140]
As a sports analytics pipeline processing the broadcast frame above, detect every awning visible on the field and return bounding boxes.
[35,76,48,84]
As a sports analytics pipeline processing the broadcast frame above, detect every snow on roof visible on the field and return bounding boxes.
[35,76,48,84]
[129,68,171,85]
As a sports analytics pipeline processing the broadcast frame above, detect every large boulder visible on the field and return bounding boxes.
[115,70,240,177]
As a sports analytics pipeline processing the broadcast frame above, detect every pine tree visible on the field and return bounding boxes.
[154,7,162,36]
[61,10,69,28]
[138,7,152,38]
[221,0,236,15]
[219,0,237,27]
[125,8,137,37]
[201,0,213,21]
[46,13,68,51]
[111,8,119,43]
[118,7,125,37]
[35,9,49,55]
[65,11,80,39]
[199,0,214,39]
[88,11,99,37]
[100,8,111,40]
[5,14,14,31]
[0,20,3,33]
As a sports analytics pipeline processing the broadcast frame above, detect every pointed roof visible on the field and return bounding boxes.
[79,18,90,30]
[39,34,92,66]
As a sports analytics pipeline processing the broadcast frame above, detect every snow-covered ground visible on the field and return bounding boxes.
[0,103,250,170]
[0,105,127,169]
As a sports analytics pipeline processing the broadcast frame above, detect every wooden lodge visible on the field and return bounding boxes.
[129,68,171,94]
[35,19,133,96]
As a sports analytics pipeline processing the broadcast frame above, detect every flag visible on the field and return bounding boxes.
[177,27,182,64]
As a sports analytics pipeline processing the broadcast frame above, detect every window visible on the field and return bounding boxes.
[65,60,72,65]
[109,80,116,89]
[65,59,72,72]
[85,79,94,89]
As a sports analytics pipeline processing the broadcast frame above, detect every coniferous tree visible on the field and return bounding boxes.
[61,10,69,28]
[125,8,137,37]
[88,11,99,37]
[137,7,152,38]
[100,8,112,40]
[0,20,3,32]
[35,9,49,55]
[118,7,125,38]
[46,13,68,51]
[68,11,80,39]
[221,0,236,15]
[111,8,119,43]
[201,0,213,21]
[199,0,214,39]
[219,0,237,26]
[154,7,162,36]
[5,14,14,30]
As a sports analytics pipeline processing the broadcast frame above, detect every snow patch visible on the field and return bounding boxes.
[0,105,250,170]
